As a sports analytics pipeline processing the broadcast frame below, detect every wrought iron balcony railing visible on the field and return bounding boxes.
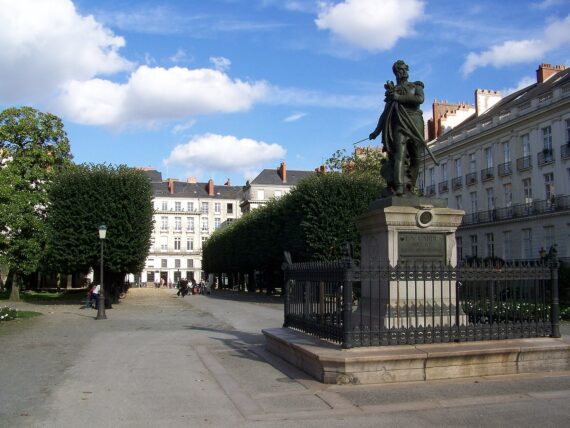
[452,176,463,190]
[562,143,570,160]
[538,149,555,167]
[516,155,532,171]
[438,180,449,194]
[425,184,436,196]
[466,172,477,186]
[498,161,512,177]
[481,167,494,182]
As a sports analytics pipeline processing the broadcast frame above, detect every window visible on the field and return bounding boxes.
[484,147,493,168]
[503,183,512,207]
[187,217,194,232]
[214,202,221,214]
[187,259,194,268]
[486,233,495,258]
[161,201,168,211]
[147,259,154,268]
[522,229,533,259]
[544,173,555,202]
[201,236,207,245]
[214,218,221,230]
[227,203,233,214]
[257,190,265,200]
[274,190,282,198]
[456,237,463,262]
[161,259,167,268]
[544,225,555,249]
[147,271,155,282]
[187,202,194,212]
[469,153,476,173]
[521,133,531,157]
[454,158,462,177]
[160,237,168,251]
[174,259,181,268]
[175,201,181,211]
[201,202,209,214]
[174,217,182,231]
[542,126,553,151]
[161,216,168,231]
[470,191,478,214]
[523,178,532,204]
[503,231,512,260]
[486,188,494,210]
[174,237,181,250]
[502,141,511,162]
[201,217,208,231]
[455,195,463,210]
[441,163,448,181]
[186,237,194,251]
[428,167,435,186]
[470,234,478,257]
[566,119,570,143]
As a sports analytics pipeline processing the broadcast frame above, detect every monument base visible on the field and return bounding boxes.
[264,328,570,385]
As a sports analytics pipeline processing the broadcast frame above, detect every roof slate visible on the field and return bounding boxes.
[143,170,243,199]
[250,168,314,186]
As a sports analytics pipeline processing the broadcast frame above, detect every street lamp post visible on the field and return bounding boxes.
[96,225,107,320]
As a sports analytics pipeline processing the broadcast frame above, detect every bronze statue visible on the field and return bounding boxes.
[369,60,437,196]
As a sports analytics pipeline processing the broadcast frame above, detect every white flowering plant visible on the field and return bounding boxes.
[0,306,18,322]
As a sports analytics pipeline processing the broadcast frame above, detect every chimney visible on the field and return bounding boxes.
[224,178,231,186]
[537,63,566,83]
[186,176,197,184]
[319,165,326,174]
[278,161,287,183]
[168,178,175,195]
[207,178,214,196]
[475,89,502,116]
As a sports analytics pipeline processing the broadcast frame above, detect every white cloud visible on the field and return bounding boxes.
[501,76,536,96]
[163,133,286,179]
[209,56,232,72]
[462,14,570,76]
[56,66,268,127]
[172,120,197,135]
[284,112,307,122]
[315,0,425,51]
[170,49,188,64]
[0,0,132,103]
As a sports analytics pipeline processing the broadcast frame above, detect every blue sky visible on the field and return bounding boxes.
[1,0,570,185]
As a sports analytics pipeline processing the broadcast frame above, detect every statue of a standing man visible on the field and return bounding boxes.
[369,60,435,196]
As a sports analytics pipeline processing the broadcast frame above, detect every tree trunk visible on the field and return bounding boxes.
[9,272,21,301]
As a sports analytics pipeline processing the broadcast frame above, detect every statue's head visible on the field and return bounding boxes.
[392,60,409,81]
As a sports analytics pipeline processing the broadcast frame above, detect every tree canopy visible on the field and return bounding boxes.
[0,107,72,298]
[45,164,154,300]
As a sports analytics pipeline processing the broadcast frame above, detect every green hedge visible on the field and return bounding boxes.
[203,173,383,279]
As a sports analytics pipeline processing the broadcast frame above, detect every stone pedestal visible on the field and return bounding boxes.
[355,196,466,328]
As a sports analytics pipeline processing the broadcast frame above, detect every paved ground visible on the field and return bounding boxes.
[1,288,570,428]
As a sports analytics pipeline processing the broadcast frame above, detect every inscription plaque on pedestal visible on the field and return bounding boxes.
[398,232,446,263]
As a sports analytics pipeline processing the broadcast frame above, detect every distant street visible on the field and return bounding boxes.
[1,288,570,428]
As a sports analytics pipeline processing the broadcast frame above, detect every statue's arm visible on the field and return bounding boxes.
[370,106,387,140]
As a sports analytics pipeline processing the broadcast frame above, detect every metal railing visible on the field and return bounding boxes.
[498,161,512,177]
[538,149,555,167]
[517,156,532,171]
[452,176,463,190]
[425,184,436,196]
[481,167,494,182]
[562,143,570,160]
[283,256,560,348]
[461,195,569,226]
[466,172,477,186]
[438,181,449,194]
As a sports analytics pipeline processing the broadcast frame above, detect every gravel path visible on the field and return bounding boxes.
[1,288,569,428]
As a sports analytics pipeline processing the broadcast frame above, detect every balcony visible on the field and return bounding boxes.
[425,184,436,196]
[465,172,477,186]
[438,180,449,194]
[480,167,494,182]
[562,143,570,160]
[452,176,463,190]
[537,148,555,167]
[498,161,512,177]
[516,156,532,172]
[461,195,569,226]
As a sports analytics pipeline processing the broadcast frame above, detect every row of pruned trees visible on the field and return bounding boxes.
[0,107,153,302]
[202,172,384,293]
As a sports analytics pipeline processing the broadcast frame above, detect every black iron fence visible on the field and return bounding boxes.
[283,255,560,348]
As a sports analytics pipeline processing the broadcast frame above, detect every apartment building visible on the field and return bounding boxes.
[140,170,243,285]
[421,64,570,262]
[240,162,313,213]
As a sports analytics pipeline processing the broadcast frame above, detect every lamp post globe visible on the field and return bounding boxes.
[96,225,107,320]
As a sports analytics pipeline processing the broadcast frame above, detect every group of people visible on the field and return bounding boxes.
[176,278,208,297]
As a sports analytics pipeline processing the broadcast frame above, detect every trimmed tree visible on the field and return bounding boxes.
[45,164,154,303]
[0,107,72,300]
